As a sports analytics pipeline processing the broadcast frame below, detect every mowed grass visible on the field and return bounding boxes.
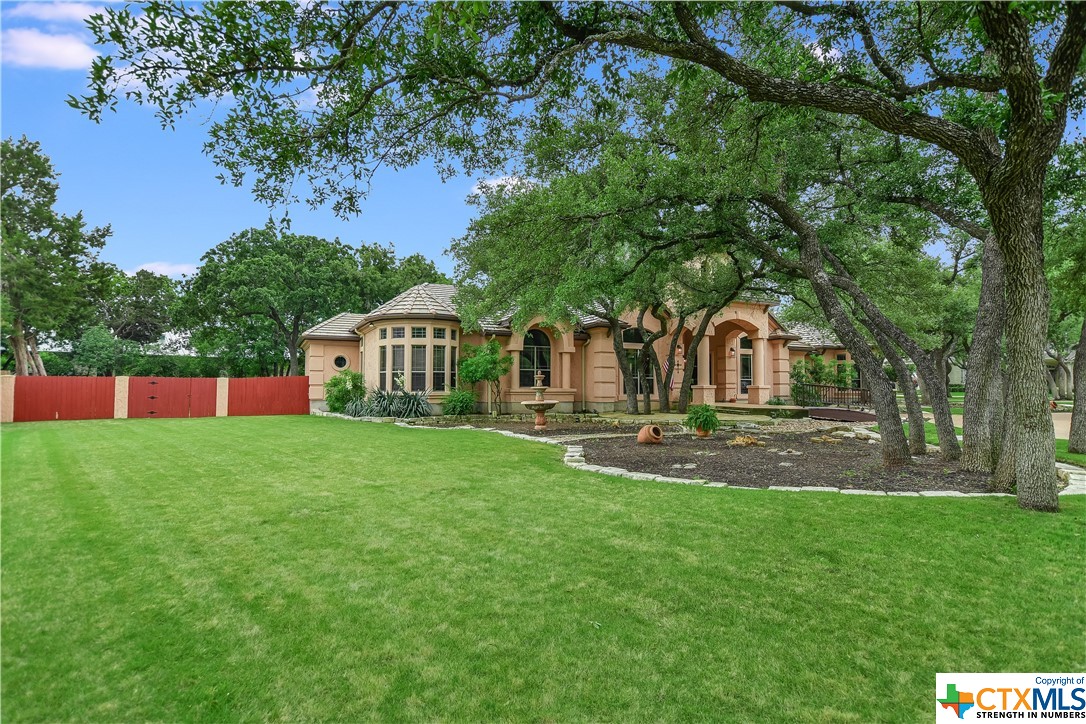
[2,417,1084,722]
[902,421,1086,467]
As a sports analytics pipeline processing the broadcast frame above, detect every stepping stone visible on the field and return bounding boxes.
[778,462,794,467]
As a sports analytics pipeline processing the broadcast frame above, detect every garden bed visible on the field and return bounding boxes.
[409,418,654,437]
[583,430,997,493]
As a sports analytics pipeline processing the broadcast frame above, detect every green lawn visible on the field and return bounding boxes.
[3,417,1084,721]
[903,421,1086,467]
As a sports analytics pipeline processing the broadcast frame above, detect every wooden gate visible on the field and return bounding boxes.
[13,376,116,422]
[127,377,217,419]
[228,377,309,416]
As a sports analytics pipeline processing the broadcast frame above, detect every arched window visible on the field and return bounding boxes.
[519,329,551,387]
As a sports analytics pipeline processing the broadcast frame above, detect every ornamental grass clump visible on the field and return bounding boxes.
[345,376,432,419]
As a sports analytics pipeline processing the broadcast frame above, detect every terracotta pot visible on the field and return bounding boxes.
[728,397,737,403]
[695,427,711,438]
[637,424,664,444]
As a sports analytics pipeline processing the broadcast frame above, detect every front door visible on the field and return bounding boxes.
[740,354,752,395]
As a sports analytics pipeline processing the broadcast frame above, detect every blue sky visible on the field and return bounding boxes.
[1,2,481,277]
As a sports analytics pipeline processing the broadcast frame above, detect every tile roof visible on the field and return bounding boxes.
[354,283,512,333]
[785,322,845,350]
[360,283,461,321]
[301,312,366,340]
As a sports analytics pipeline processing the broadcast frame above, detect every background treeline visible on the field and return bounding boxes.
[2,137,449,378]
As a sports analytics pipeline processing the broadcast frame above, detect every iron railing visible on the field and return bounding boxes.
[791,383,872,409]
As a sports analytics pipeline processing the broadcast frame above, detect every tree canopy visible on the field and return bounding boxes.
[1,136,112,376]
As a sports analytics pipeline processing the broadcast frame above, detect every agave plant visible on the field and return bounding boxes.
[362,388,396,417]
[343,397,370,418]
[394,388,433,418]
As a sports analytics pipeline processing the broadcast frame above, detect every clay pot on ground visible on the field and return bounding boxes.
[637,425,664,444]
[695,428,711,438]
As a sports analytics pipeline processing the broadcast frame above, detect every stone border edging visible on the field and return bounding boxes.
[310,411,1086,497]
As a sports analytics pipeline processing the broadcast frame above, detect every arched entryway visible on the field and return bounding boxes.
[519,329,551,387]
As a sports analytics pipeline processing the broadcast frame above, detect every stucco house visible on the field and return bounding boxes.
[301,283,852,413]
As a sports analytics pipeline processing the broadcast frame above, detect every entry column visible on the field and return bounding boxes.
[748,336,771,404]
[691,336,715,405]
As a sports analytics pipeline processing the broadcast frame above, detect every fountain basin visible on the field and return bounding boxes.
[522,399,559,430]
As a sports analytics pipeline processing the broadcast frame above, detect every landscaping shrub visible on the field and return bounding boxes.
[767,396,787,405]
[357,388,395,417]
[324,370,366,413]
[684,404,720,433]
[394,389,432,418]
[442,388,477,416]
[343,398,369,418]
[347,386,432,419]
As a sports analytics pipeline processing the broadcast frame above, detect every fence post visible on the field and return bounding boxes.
[114,376,129,419]
[1,374,14,423]
[216,378,229,417]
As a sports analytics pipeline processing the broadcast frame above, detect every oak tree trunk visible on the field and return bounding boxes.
[609,319,640,414]
[1069,318,1086,454]
[27,335,47,376]
[985,189,1057,511]
[870,325,927,455]
[8,317,30,376]
[677,309,718,414]
[962,238,1006,472]
[796,237,910,468]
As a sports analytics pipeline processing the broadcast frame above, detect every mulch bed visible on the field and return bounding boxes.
[583,431,996,494]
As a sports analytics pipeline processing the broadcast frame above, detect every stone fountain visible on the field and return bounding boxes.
[522,371,559,431]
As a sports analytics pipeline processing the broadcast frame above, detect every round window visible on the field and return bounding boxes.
[333,355,349,370]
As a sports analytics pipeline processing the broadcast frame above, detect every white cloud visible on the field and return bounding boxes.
[806,42,843,62]
[128,262,198,277]
[7,2,104,24]
[1,28,97,69]
[470,175,537,195]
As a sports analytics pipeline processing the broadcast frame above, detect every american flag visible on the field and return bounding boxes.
[663,358,675,390]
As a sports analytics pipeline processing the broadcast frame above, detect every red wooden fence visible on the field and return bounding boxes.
[13,376,116,422]
[228,376,309,417]
[6,375,310,422]
[127,377,217,419]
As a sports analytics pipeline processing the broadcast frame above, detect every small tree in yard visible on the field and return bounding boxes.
[459,339,513,416]
[73,325,121,376]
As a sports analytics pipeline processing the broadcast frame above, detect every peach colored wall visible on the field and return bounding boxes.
[358,319,466,406]
[304,340,361,401]
[302,302,803,411]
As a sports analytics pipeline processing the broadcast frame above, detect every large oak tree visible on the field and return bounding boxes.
[73,2,1085,510]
